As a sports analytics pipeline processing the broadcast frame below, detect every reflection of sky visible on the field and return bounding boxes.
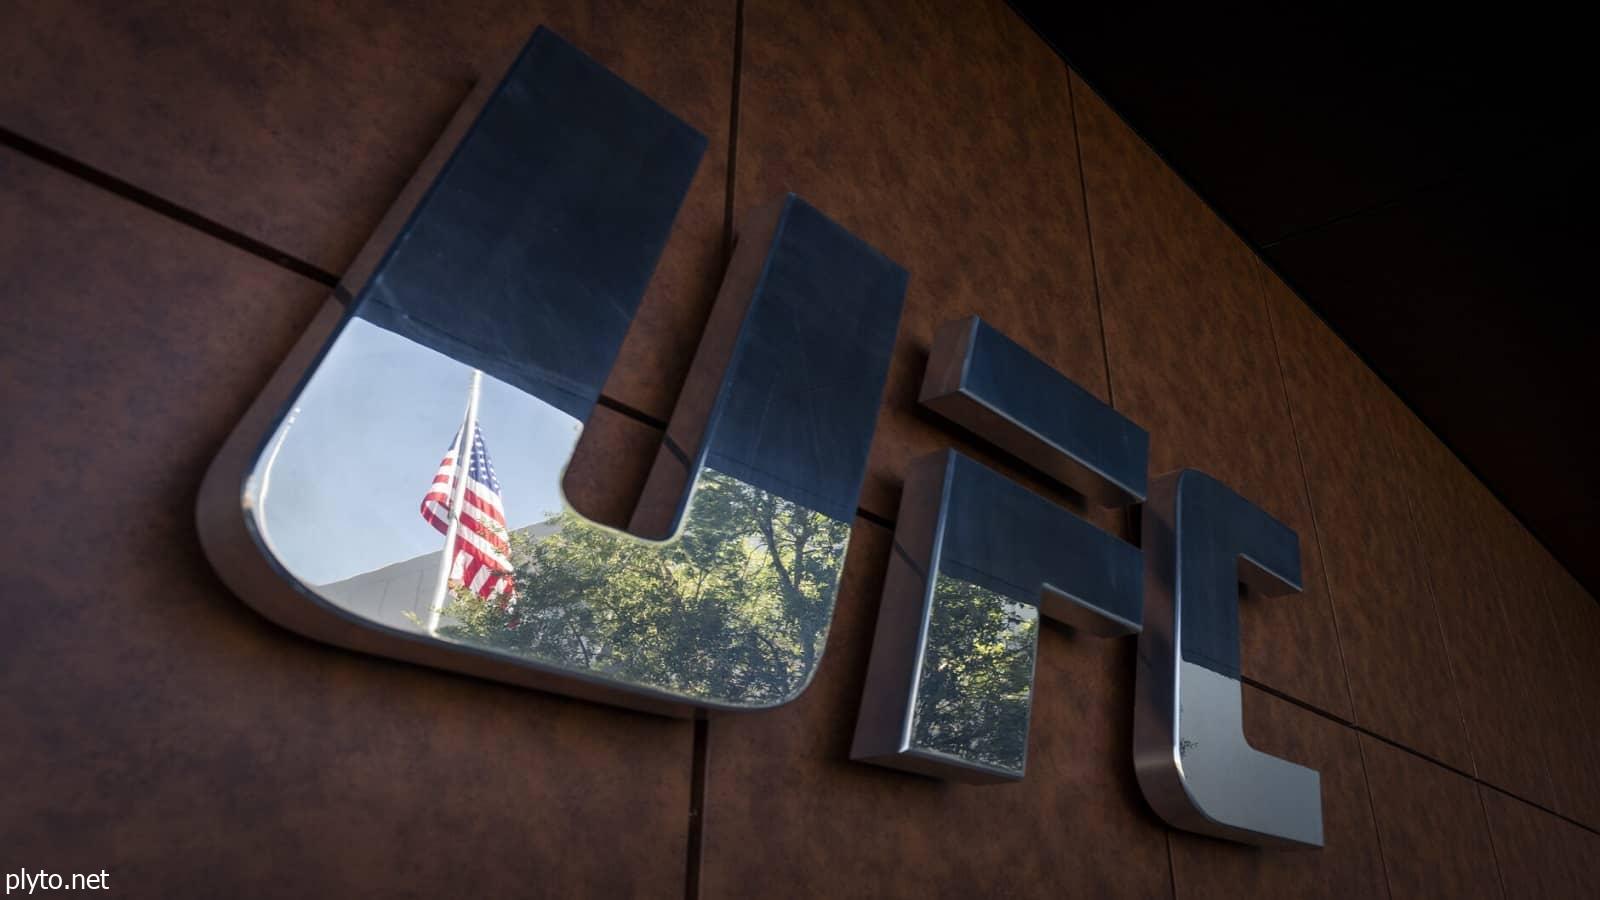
[255,317,579,585]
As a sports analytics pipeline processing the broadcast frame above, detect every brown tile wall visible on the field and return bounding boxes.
[2,0,1595,896]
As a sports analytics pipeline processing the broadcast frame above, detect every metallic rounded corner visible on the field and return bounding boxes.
[194,28,907,723]
[1133,468,1325,849]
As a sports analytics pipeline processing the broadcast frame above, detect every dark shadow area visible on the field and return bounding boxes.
[1009,5,1600,596]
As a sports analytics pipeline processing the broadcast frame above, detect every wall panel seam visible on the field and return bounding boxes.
[0,124,337,287]
[1354,736,1398,900]
[689,2,744,895]
[1254,259,1359,720]
[1476,785,1512,899]
[1014,20,1593,601]
[1394,481,1479,780]
[1063,67,1137,550]
[1240,673,1600,839]
[1064,68,1117,411]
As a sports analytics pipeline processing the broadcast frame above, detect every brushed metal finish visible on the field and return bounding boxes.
[851,450,1141,782]
[854,314,1147,782]
[1134,469,1324,848]
[196,29,907,715]
[921,316,1149,506]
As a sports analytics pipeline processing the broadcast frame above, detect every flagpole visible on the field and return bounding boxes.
[426,369,483,635]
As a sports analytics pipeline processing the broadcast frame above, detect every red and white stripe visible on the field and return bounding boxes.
[420,437,515,604]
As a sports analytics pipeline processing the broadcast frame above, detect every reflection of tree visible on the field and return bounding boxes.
[911,577,1038,772]
[438,470,849,705]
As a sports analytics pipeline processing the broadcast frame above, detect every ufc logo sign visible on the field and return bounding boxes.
[850,317,1322,848]
[198,27,1321,850]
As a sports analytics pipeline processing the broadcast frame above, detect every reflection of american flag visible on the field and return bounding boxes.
[420,424,515,602]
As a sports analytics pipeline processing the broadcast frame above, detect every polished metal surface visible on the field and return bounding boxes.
[1133,469,1324,847]
[851,450,1141,782]
[853,316,1147,781]
[921,316,1149,506]
[197,28,906,714]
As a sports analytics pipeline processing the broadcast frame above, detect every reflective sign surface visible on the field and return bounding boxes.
[1134,469,1325,847]
[852,318,1146,781]
[199,29,906,714]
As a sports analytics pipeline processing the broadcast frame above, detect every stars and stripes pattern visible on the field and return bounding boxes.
[420,424,515,603]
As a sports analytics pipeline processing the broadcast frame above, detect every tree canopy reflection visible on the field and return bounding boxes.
[435,469,849,705]
[911,577,1038,773]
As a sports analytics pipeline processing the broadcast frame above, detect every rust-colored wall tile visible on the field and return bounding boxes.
[1071,75,1349,719]
[1261,266,1470,769]
[564,404,667,529]
[0,0,733,423]
[1168,687,1387,900]
[698,520,1173,898]
[1360,736,1502,899]
[1502,520,1600,829]
[733,0,1111,526]
[1476,498,1577,811]
[1382,389,1556,805]
[1536,559,1600,829]
[1481,788,1600,899]
[0,148,692,897]
[12,0,1600,893]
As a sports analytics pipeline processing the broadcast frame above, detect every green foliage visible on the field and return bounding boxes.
[911,577,1039,772]
[438,469,850,705]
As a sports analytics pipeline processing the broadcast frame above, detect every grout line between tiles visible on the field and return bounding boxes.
[1476,783,1512,900]
[1254,257,1362,726]
[1354,734,1397,900]
[0,125,339,287]
[1241,674,1600,839]
[848,508,1600,841]
[685,4,744,896]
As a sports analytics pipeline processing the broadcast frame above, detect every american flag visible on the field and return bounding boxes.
[420,423,515,603]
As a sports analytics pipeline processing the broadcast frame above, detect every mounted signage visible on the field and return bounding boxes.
[197,28,904,715]
[848,318,1323,848]
[197,27,1322,849]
